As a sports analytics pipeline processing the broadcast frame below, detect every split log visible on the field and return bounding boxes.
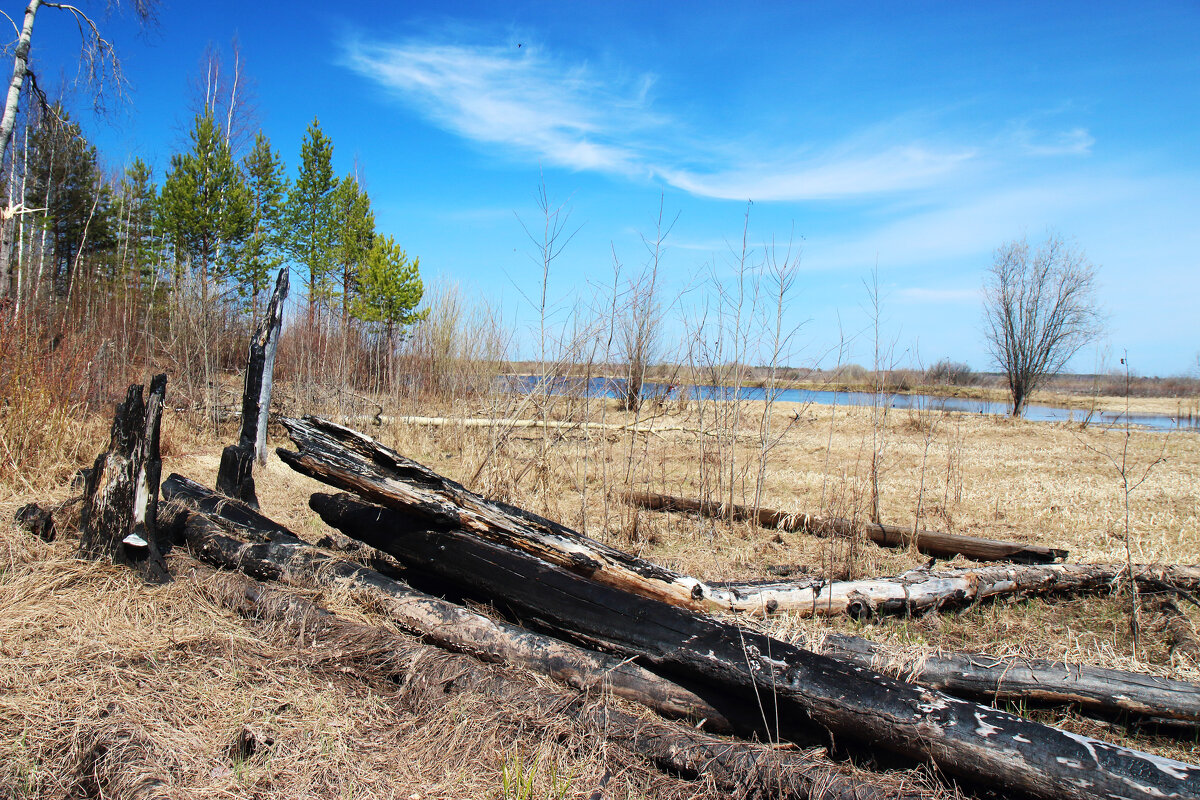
[817,633,1200,724]
[78,375,169,583]
[310,491,1200,800]
[623,489,1067,563]
[160,474,748,735]
[215,266,288,506]
[204,571,919,800]
[276,416,1196,618]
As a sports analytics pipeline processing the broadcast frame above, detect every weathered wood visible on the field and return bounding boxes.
[817,632,1200,724]
[276,416,719,612]
[78,374,169,583]
[160,474,747,735]
[215,266,288,505]
[712,562,1200,618]
[276,416,1196,618]
[623,489,1068,563]
[205,570,921,800]
[311,491,1200,800]
[254,267,288,465]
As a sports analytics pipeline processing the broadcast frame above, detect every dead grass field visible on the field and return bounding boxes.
[2,389,1199,797]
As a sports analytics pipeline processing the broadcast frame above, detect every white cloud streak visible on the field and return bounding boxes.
[342,36,999,201]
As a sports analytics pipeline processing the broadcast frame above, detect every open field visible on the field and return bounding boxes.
[3,386,1199,797]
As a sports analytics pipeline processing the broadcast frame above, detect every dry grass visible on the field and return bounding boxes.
[2,385,1199,796]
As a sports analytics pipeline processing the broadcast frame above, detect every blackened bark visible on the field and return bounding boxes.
[310,490,1200,800]
[78,374,169,582]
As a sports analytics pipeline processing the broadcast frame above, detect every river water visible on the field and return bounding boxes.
[505,375,1196,432]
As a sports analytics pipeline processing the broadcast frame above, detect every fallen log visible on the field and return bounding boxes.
[711,562,1200,619]
[215,267,288,506]
[160,474,750,735]
[276,416,720,613]
[309,490,1200,800]
[78,375,169,583]
[816,633,1200,724]
[623,489,1068,563]
[276,416,1198,619]
[203,570,920,800]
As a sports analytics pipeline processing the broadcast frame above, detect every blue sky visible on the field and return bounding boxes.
[29,1,1200,375]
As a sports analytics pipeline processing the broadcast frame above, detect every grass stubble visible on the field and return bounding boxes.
[1,387,1197,797]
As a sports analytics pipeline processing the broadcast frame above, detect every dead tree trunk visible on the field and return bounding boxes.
[204,571,920,800]
[78,374,169,583]
[309,490,1200,800]
[216,266,288,505]
[710,562,1200,618]
[275,416,1197,618]
[623,490,1068,563]
[160,474,749,735]
[817,632,1200,724]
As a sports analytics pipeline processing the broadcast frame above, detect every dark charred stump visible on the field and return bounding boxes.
[215,266,288,506]
[78,374,169,583]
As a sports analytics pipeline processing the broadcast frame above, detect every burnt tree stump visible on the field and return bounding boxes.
[78,374,169,583]
[216,266,288,506]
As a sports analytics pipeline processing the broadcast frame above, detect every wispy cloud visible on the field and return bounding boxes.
[343,39,662,174]
[1011,125,1095,157]
[342,34,987,201]
[656,145,977,201]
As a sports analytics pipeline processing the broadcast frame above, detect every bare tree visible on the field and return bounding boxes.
[982,233,1103,416]
[618,195,676,411]
[1,0,158,161]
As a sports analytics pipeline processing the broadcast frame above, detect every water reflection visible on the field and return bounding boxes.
[503,375,1197,432]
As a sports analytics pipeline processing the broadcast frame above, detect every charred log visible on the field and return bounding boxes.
[161,475,749,735]
[276,415,1198,619]
[78,375,169,583]
[622,489,1068,563]
[817,632,1200,725]
[203,571,921,800]
[310,490,1200,800]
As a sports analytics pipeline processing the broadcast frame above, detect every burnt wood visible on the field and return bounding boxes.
[622,490,1067,563]
[215,266,288,505]
[818,633,1200,725]
[78,374,169,582]
[276,415,1198,619]
[310,490,1200,800]
[161,474,745,734]
[208,571,920,800]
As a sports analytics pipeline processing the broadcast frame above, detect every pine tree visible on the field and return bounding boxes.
[115,158,159,292]
[286,117,336,312]
[159,110,253,292]
[241,131,288,314]
[25,108,115,298]
[330,173,374,320]
[352,234,425,344]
